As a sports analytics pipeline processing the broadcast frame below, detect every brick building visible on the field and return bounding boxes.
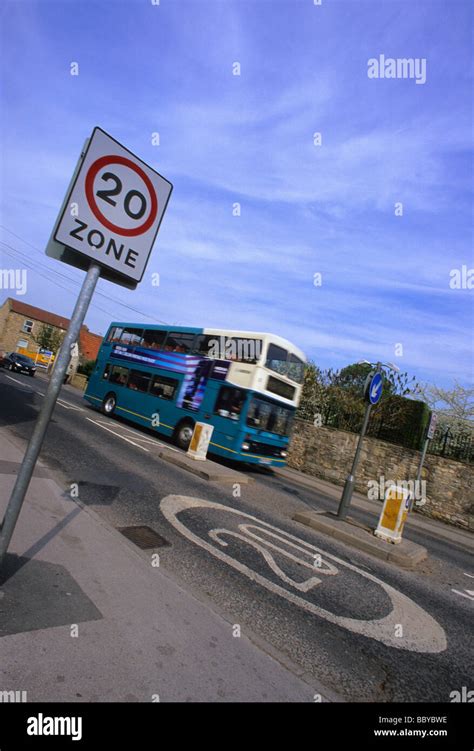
[0,297,103,362]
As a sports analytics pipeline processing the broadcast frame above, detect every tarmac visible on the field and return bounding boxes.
[1,423,471,703]
[0,427,332,703]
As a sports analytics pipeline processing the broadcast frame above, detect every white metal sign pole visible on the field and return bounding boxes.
[0,262,101,569]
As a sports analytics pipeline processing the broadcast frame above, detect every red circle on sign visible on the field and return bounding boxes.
[85,155,158,237]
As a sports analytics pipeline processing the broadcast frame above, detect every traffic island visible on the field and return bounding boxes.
[293,510,427,570]
[156,448,255,484]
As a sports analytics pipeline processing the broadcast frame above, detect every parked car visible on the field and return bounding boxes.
[2,352,37,376]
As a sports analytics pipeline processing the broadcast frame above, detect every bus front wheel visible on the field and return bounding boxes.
[102,393,117,416]
[174,420,195,451]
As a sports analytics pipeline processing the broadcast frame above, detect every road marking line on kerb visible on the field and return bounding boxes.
[57,399,84,411]
[86,417,150,451]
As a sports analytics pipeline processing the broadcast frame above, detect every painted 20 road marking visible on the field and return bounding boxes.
[161,496,447,654]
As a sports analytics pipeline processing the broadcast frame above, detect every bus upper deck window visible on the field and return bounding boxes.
[287,353,305,383]
[165,332,196,353]
[108,327,123,343]
[142,329,167,350]
[120,328,143,347]
[265,344,288,376]
[194,335,216,357]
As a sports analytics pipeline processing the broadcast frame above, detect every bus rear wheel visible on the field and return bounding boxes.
[174,420,195,451]
[102,393,117,416]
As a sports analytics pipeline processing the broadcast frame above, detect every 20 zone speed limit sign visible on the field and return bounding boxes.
[54,127,173,286]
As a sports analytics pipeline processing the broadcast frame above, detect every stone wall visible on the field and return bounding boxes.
[69,373,88,391]
[287,419,474,530]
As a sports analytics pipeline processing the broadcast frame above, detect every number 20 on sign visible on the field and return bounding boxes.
[51,127,173,288]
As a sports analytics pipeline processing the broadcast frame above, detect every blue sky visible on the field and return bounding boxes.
[0,0,472,387]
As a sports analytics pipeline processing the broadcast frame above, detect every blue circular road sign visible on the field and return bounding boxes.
[367,372,383,405]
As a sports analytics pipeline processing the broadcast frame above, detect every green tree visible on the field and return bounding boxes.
[336,362,419,398]
[33,324,64,355]
[77,359,96,378]
[297,360,424,446]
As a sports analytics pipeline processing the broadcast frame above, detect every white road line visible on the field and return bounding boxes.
[93,419,179,451]
[86,417,149,451]
[451,589,474,602]
[5,374,45,395]
[463,573,474,579]
[103,423,159,444]
[5,376,85,406]
[5,374,34,388]
[57,399,84,411]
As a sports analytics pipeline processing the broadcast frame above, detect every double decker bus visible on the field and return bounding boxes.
[84,323,306,466]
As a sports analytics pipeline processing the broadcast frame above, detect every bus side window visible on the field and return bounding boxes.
[215,386,245,418]
[127,370,152,393]
[150,375,178,400]
[110,366,129,386]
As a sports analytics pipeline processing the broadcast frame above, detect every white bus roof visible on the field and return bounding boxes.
[203,328,307,363]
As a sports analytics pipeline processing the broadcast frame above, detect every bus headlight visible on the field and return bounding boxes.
[242,442,250,451]
[280,450,287,458]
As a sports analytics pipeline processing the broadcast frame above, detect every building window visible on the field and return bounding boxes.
[22,320,33,334]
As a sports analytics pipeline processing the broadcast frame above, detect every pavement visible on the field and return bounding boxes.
[0,427,332,702]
